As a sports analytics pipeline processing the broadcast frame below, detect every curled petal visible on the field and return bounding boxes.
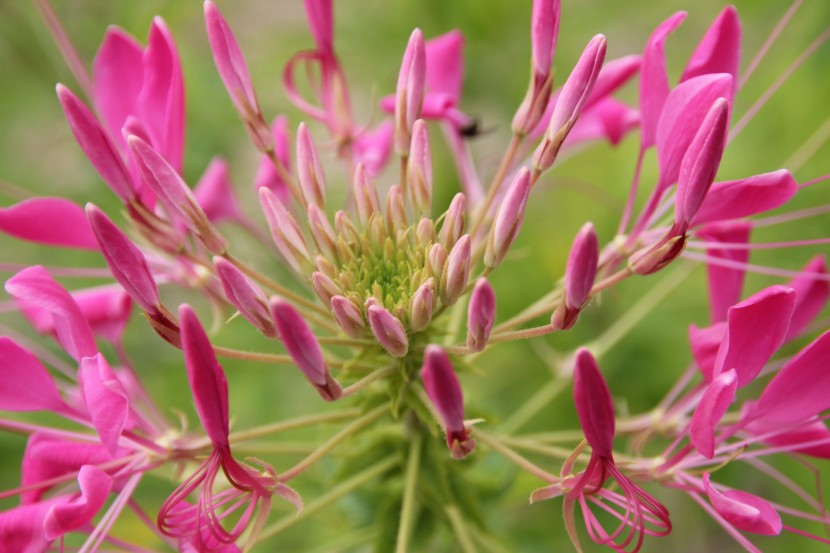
[79,354,129,457]
[425,30,465,101]
[690,369,737,458]
[43,465,112,540]
[688,322,726,383]
[702,474,781,536]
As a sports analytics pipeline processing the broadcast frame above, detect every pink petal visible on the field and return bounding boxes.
[692,169,798,227]
[253,115,292,202]
[746,417,830,459]
[703,474,782,535]
[695,221,752,323]
[563,98,640,147]
[180,305,230,447]
[214,257,274,337]
[366,300,409,358]
[680,6,741,101]
[485,168,530,269]
[0,500,55,553]
[755,329,830,425]
[92,26,143,148]
[787,255,830,341]
[353,121,393,178]
[655,73,732,191]
[204,1,259,115]
[0,197,98,250]
[639,11,687,148]
[43,465,112,540]
[0,338,64,413]
[467,279,496,353]
[425,30,465,101]
[531,0,560,78]
[5,266,97,362]
[564,222,599,310]
[573,348,615,457]
[588,55,641,108]
[303,0,333,55]
[688,321,726,383]
[714,285,794,386]
[79,354,128,457]
[690,369,737,458]
[194,158,245,224]
[421,345,467,443]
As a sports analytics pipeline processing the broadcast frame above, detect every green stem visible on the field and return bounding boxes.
[395,434,423,553]
[342,366,397,398]
[229,409,361,444]
[475,430,558,482]
[445,504,478,553]
[499,377,569,435]
[259,455,398,540]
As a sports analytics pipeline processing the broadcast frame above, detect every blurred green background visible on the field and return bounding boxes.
[1,0,830,551]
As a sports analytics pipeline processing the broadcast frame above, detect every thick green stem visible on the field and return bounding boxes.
[446,504,478,553]
[395,434,423,553]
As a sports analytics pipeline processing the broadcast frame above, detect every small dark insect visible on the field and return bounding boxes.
[459,117,495,139]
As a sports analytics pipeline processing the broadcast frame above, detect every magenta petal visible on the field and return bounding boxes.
[180,304,230,447]
[572,348,615,457]
[79,354,128,457]
[564,222,599,310]
[703,474,782,536]
[204,0,259,115]
[366,302,409,358]
[787,255,830,341]
[43,465,112,540]
[689,322,726,383]
[680,6,741,100]
[466,279,496,353]
[639,11,686,148]
[713,285,795,386]
[253,115,292,201]
[692,169,798,227]
[0,338,64,413]
[421,345,466,436]
[588,55,641,108]
[5,266,97,362]
[0,500,55,552]
[303,0,333,55]
[755,329,830,425]
[194,157,245,224]
[92,26,144,147]
[690,369,737,459]
[0,198,98,250]
[749,418,830,459]
[563,98,640,147]
[531,0,560,78]
[214,257,274,337]
[353,121,394,177]
[695,221,752,323]
[425,30,465,101]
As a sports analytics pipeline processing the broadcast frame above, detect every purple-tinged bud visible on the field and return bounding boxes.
[352,163,380,226]
[441,234,471,305]
[573,348,615,457]
[410,279,436,332]
[420,345,475,459]
[56,85,135,202]
[307,203,338,261]
[259,188,311,274]
[674,98,729,233]
[394,29,426,154]
[128,136,228,254]
[485,168,531,269]
[628,235,686,275]
[214,257,275,338]
[296,123,327,208]
[533,35,606,172]
[416,217,435,248]
[553,222,598,330]
[407,119,432,216]
[385,185,407,235]
[428,243,447,281]
[271,298,342,401]
[467,279,496,352]
[311,271,340,307]
[531,0,560,79]
[331,295,365,338]
[366,299,409,357]
[438,193,466,251]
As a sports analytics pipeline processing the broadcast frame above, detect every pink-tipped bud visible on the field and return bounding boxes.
[307,203,338,261]
[553,222,598,331]
[352,163,381,226]
[531,0,560,78]
[410,279,436,332]
[394,29,426,154]
[674,98,729,232]
[485,168,531,269]
[214,257,275,338]
[296,123,327,208]
[385,185,407,235]
[628,235,686,275]
[573,348,615,457]
[312,271,340,307]
[467,279,496,352]
[421,345,475,459]
[441,234,471,305]
[56,84,135,202]
[438,193,466,251]
[533,35,606,172]
[330,295,365,338]
[428,243,448,281]
[271,298,342,401]
[416,217,435,247]
[259,188,311,274]
[366,299,409,357]
[407,119,432,216]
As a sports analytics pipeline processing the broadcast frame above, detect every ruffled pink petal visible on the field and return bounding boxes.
[43,465,113,540]
[0,198,98,250]
[79,354,129,456]
[688,321,726,383]
[703,474,781,536]
[690,369,737,458]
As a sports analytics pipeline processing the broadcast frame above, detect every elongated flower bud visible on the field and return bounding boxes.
[407,119,432,215]
[259,187,311,274]
[485,168,531,269]
[394,29,426,154]
[674,98,729,232]
[573,348,615,457]
[330,295,365,338]
[352,163,381,226]
[297,123,327,208]
[553,222,598,330]
[311,271,340,307]
[533,35,606,172]
[441,234,471,305]
[416,217,435,248]
[467,279,496,352]
[410,278,436,332]
[307,203,338,261]
[531,0,560,79]
[271,298,342,401]
[385,185,407,235]
[438,193,466,251]
[421,345,475,459]
[366,299,408,357]
[214,257,275,338]
[428,243,447,281]
[56,85,135,202]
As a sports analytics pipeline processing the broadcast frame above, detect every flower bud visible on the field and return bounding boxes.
[438,193,466,251]
[416,217,435,248]
[394,28,426,154]
[385,185,407,235]
[331,295,365,338]
[307,203,338,261]
[485,168,530,269]
[311,271,340,307]
[428,243,448,281]
[352,163,381,226]
[407,119,432,216]
[259,188,312,274]
[531,0,560,79]
[410,279,436,332]
[553,222,598,330]
[467,279,496,352]
[366,299,409,357]
[297,122,327,208]
[441,234,471,305]
[421,345,475,459]
[214,257,275,338]
[628,235,686,275]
